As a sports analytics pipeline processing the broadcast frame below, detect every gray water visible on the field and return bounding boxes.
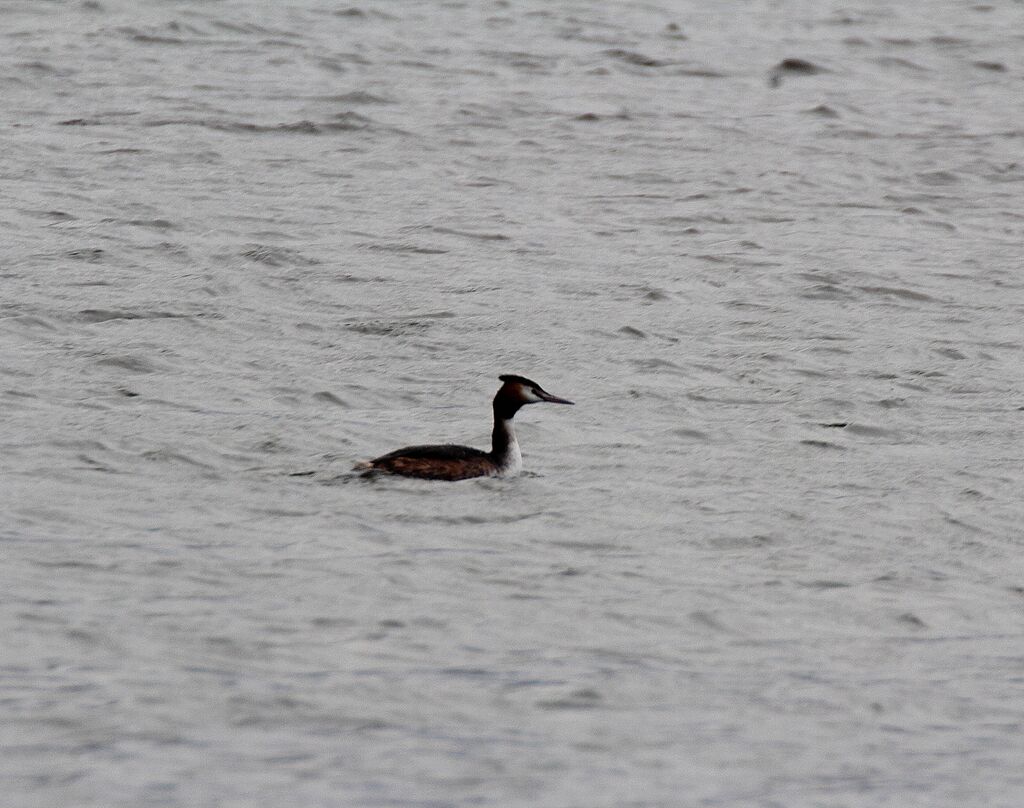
[4,1,1024,805]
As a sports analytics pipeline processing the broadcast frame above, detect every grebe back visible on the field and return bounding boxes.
[356,374,573,480]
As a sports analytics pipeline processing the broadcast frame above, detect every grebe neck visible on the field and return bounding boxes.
[490,404,522,476]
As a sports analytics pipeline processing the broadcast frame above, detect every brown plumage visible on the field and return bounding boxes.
[356,375,574,481]
[362,445,494,481]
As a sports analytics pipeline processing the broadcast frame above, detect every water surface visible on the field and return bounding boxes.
[3,1,1024,805]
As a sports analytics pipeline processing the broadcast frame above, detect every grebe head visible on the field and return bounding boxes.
[497,374,574,407]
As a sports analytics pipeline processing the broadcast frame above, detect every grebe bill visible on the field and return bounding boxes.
[356,374,574,481]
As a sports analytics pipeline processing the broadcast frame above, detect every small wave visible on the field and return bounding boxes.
[141,449,216,469]
[874,57,928,72]
[18,61,74,76]
[574,111,630,122]
[116,22,208,44]
[603,49,672,68]
[208,20,296,36]
[95,355,165,373]
[126,33,187,45]
[1,314,61,332]
[673,67,726,78]
[769,58,826,87]
[25,209,76,221]
[334,7,397,20]
[66,248,104,261]
[317,91,393,104]
[144,113,374,134]
[856,286,935,302]
[799,439,845,450]
[804,104,839,118]
[126,218,177,230]
[343,319,430,336]
[536,688,603,710]
[358,242,449,255]
[311,391,351,408]
[78,309,199,324]
[239,244,318,266]
[430,226,510,242]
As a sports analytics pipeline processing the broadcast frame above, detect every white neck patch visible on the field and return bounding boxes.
[493,419,522,477]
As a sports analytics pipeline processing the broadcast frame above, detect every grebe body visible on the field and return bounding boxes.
[357,375,573,481]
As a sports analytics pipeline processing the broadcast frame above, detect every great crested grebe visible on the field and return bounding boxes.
[356,375,574,480]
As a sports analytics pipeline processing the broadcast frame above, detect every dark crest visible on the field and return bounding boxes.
[499,374,540,387]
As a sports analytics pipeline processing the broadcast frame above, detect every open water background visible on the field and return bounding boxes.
[3,1,1024,805]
